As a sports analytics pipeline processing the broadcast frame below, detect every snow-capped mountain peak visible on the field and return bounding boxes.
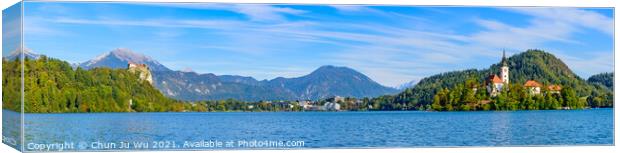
[3,47,40,60]
[110,48,155,63]
[79,48,170,71]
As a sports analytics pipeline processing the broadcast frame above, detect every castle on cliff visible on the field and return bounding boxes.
[127,62,153,84]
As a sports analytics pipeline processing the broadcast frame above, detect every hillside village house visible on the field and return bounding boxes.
[486,51,561,97]
[524,80,542,95]
[524,81,562,95]
[547,85,562,94]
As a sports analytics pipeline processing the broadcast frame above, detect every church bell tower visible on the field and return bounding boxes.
[500,50,509,84]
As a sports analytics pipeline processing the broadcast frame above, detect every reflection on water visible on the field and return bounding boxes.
[13,109,614,151]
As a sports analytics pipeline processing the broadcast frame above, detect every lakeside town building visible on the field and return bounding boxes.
[299,96,342,111]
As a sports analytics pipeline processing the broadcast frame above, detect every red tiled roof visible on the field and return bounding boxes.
[524,80,542,87]
[547,85,562,91]
[488,75,503,83]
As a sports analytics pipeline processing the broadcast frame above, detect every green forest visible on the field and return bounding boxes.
[588,72,613,90]
[426,78,608,111]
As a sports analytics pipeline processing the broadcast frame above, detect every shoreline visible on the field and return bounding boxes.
[3,107,612,114]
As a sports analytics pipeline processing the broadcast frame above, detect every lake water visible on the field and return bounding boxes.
[3,109,614,151]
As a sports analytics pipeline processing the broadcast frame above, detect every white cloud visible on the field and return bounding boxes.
[141,3,306,22]
[553,50,614,78]
[507,7,613,36]
[25,5,613,87]
[470,18,580,50]
[49,17,243,29]
[233,4,306,22]
[331,5,373,12]
[471,8,613,50]
[317,7,613,86]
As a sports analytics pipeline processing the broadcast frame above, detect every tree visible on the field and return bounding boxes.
[561,87,578,109]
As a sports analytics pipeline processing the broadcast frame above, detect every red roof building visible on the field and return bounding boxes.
[524,80,542,95]
[486,74,505,97]
[488,75,503,84]
[547,85,562,94]
[547,85,562,91]
[523,80,542,87]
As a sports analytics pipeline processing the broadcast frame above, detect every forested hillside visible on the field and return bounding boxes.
[3,56,185,113]
[588,72,613,90]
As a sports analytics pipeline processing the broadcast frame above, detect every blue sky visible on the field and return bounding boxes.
[19,2,614,87]
[2,2,21,57]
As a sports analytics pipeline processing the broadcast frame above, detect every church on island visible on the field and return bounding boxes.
[485,51,562,97]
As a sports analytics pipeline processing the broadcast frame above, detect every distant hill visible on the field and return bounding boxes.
[588,72,613,90]
[394,49,612,106]
[152,65,398,101]
[78,49,398,101]
[152,70,298,101]
[268,65,399,100]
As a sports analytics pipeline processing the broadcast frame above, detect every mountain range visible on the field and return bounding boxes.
[78,48,399,101]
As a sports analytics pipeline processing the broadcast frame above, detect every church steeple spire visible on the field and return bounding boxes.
[500,49,509,84]
[501,49,508,67]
